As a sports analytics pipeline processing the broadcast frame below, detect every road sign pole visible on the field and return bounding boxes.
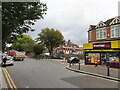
[69,62,71,67]
[79,62,80,70]
[107,66,110,76]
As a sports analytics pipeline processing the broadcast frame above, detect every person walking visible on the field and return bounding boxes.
[2,56,7,66]
[94,58,98,67]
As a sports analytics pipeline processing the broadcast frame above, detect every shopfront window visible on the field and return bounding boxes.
[107,53,120,62]
[86,53,100,64]
[101,53,107,65]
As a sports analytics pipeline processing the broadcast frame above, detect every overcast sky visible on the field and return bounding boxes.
[26,0,119,46]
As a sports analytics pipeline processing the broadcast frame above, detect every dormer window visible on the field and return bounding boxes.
[96,21,106,28]
[110,17,120,25]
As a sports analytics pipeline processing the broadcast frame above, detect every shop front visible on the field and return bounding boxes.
[83,41,120,68]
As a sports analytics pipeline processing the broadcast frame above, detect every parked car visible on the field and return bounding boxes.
[1,53,7,57]
[67,57,80,63]
[52,54,63,59]
[8,51,15,56]
[1,56,14,66]
[13,52,25,61]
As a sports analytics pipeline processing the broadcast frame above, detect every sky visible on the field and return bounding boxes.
[26,0,120,46]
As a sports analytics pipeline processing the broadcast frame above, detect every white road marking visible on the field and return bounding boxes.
[26,86,29,88]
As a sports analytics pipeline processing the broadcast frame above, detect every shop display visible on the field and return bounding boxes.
[86,53,100,64]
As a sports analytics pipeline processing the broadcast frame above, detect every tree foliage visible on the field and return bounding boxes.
[36,28,65,55]
[12,34,35,52]
[33,44,45,55]
[2,2,47,48]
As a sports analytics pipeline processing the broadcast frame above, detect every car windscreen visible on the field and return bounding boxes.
[6,56,13,60]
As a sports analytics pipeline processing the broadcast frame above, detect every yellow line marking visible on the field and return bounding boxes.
[2,68,14,90]
[2,67,18,90]
[4,68,18,90]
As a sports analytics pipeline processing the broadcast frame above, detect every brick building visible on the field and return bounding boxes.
[54,40,83,56]
[83,16,120,68]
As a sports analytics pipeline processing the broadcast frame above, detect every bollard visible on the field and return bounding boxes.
[69,62,71,67]
[107,66,110,76]
[79,62,80,70]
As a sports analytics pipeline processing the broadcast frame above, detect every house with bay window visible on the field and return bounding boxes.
[84,16,120,68]
[54,40,83,57]
[88,16,120,43]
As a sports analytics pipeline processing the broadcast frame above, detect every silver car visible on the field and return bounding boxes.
[1,56,14,66]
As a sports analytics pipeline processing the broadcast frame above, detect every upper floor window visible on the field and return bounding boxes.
[110,24,120,38]
[89,31,92,41]
[96,27,106,40]
[96,30,99,39]
[96,28,106,40]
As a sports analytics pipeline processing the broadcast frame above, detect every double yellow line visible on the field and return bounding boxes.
[2,67,18,90]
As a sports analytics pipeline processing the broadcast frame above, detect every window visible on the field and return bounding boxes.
[100,29,102,39]
[96,28,106,40]
[86,53,100,64]
[115,26,119,37]
[110,24,120,38]
[103,28,106,39]
[107,53,119,62]
[111,27,114,38]
[89,31,92,41]
[96,30,99,39]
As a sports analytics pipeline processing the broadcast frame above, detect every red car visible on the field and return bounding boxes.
[8,52,15,56]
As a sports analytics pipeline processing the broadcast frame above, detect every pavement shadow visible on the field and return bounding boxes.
[1,64,14,67]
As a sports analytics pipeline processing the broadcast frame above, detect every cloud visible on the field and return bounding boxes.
[27,0,119,46]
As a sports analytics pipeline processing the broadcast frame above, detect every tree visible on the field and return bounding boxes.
[36,28,65,55]
[2,2,47,49]
[12,34,35,52]
[33,44,45,55]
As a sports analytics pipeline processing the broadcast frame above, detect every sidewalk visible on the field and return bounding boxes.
[66,64,120,81]
[0,66,2,89]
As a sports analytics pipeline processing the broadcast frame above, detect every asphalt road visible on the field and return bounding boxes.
[5,57,119,89]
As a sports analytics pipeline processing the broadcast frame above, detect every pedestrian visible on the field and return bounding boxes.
[94,58,98,67]
[2,56,7,66]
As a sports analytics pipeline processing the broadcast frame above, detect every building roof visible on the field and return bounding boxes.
[89,25,96,30]
[65,41,74,45]
[104,18,114,26]
[88,16,120,31]
[90,25,96,28]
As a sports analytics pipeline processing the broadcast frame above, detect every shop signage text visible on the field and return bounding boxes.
[93,42,111,49]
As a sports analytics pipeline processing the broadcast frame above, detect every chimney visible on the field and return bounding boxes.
[118,1,120,16]
[68,40,70,45]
